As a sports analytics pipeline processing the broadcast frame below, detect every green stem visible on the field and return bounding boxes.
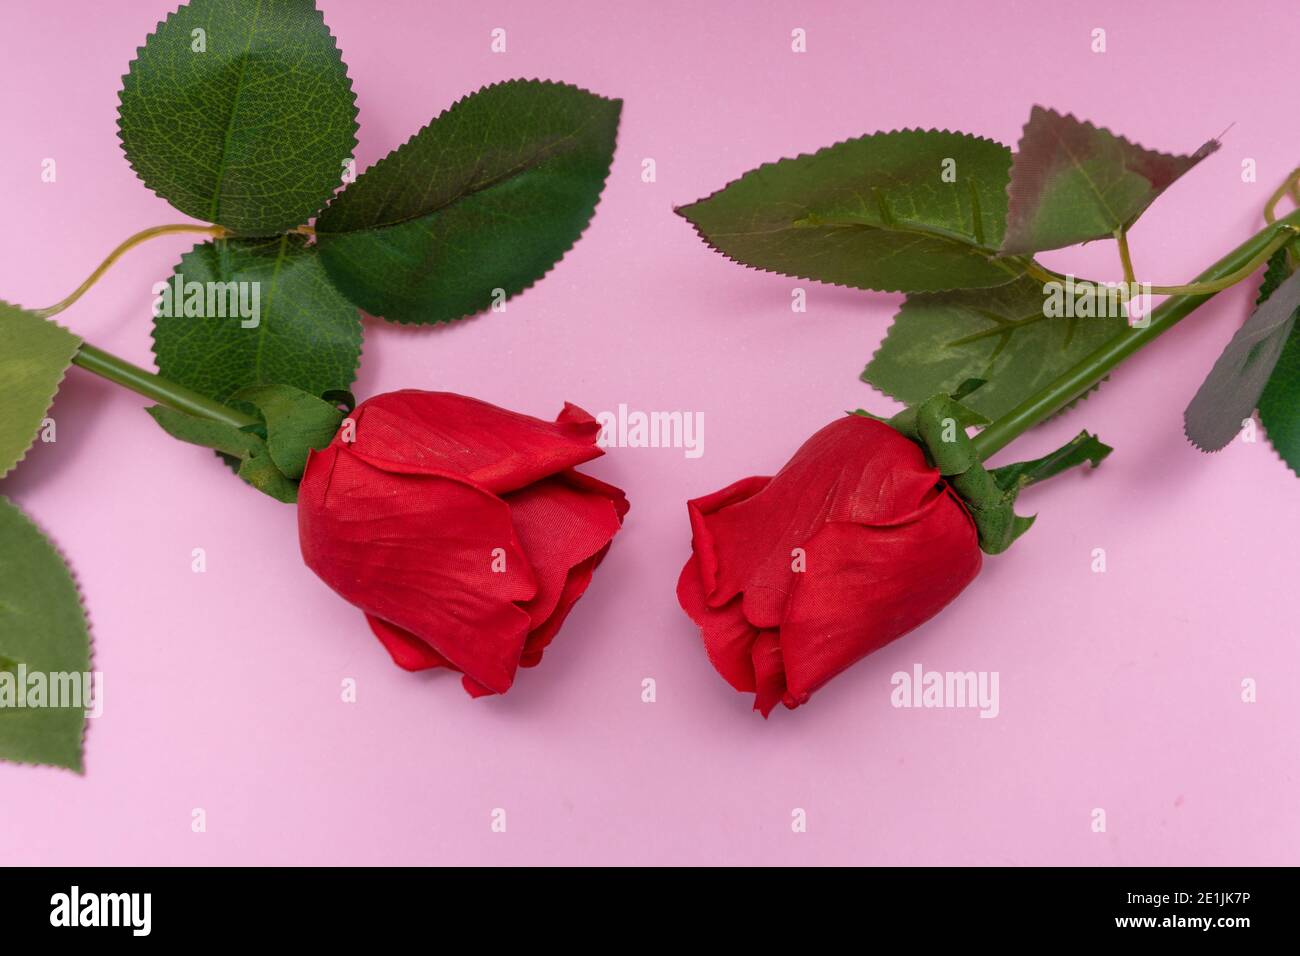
[1265,167,1300,224]
[1115,227,1136,288]
[1024,230,1294,297]
[972,207,1300,460]
[33,223,229,318]
[72,343,257,429]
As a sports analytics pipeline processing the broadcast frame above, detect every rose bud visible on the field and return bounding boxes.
[677,400,1109,717]
[298,390,628,698]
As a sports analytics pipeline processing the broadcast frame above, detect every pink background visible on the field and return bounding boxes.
[2,0,1298,866]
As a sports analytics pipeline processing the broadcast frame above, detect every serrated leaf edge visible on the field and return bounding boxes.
[148,237,365,407]
[859,291,1109,418]
[0,301,82,480]
[1002,105,1220,255]
[674,127,1022,295]
[1194,250,1300,463]
[0,498,93,775]
[115,1,360,236]
[317,77,623,326]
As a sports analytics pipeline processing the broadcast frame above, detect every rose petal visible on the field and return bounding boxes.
[699,417,945,628]
[676,555,759,693]
[778,495,981,703]
[366,614,453,671]
[751,629,787,718]
[685,476,770,603]
[506,473,626,633]
[334,391,604,494]
[299,445,535,694]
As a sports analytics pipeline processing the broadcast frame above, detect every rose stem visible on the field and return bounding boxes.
[971,207,1300,461]
[72,343,258,429]
[32,221,316,319]
[32,223,228,318]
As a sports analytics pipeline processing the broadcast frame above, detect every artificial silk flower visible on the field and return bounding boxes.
[298,390,629,698]
[677,398,1108,717]
[677,414,981,716]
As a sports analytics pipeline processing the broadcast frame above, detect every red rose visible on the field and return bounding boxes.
[298,390,628,698]
[677,414,980,716]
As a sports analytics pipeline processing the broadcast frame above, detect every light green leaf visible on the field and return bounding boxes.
[0,496,91,772]
[863,275,1129,419]
[315,79,622,324]
[118,0,358,234]
[151,235,362,411]
[1001,107,1218,254]
[676,129,1022,293]
[991,430,1113,491]
[144,404,262,458]
[233,384,342,479]
[235,452,299,503]
[0,301,82,479]
[144,405,298,503]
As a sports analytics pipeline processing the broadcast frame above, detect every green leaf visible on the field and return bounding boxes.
[118,0,358,234]
[0,496,91,772]
[144,404,262,458]
[144,405,298,502]
[1256,243,1295,302]
[675,129,1022,293]
[1001,107,1218,254]
[315,79,621,325]
[1184,264,1300,452]
[152,235,362,410]
[863,275,1129,419]
[1258,249,1300,474]
[0,301,82,479]
[233,384,342,479]
[888,395,1034,554]
[991,430,1112,491]
[234,451,299,503]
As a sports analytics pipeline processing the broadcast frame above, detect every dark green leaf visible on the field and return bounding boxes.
[0,496,91,772]
[233,384,342,479]
[1001,107,1218,254]
[144,404,262,458]
[151,235,362,411]
[1184,266,1300,452]
[1256,243,1295,302]
[235,451,299,503]
[118,0,358,234]
[145,405,298,502]
[0,302,82,479]
[863,275,1128,418]
[316,79,621,324]
[1248,248,1300,472]
[676,129,1022,293]
[991,430,1112,491]
[889,395,1034,554]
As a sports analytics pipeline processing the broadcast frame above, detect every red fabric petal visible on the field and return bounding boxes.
[299,444,535,694]
[521,549,602,665]
[462,675,497,698]
[366,614,453,671]
[779,498,981,704]
[335,391,604,494]
[676,415,983,715]
[750,629,787,718]
[701,416,946,628]
[676,555,759,694]
[300,391,629,700]
[506,472,626,635]
[686,475,770,601]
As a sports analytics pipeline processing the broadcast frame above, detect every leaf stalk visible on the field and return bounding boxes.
[972,207,1300,460]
